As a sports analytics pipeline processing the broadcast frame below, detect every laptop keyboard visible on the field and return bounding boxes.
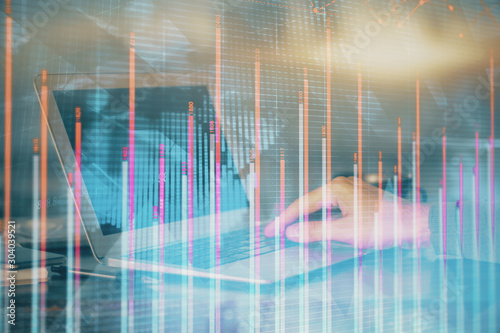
[130,229,299,269]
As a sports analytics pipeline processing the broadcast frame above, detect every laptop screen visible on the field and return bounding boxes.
[53,85,248,236]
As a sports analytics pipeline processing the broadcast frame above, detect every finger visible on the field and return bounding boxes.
[285,217,355,244]
[264,186,325,238]
[264,176,351,238]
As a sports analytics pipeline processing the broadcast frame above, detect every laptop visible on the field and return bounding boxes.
[35,72,363,284]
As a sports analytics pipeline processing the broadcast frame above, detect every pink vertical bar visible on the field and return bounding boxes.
[159,145,165,261]
[442,127,447,261]
[159,144,165,327]
[128,31,136,329]
[74,107,82,329]
[188,102,194,264]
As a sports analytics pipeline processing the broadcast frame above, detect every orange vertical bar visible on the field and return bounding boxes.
[4,1,12,230]
[40,68,48,331]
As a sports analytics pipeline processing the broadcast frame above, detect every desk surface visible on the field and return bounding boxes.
[9,247,500,332]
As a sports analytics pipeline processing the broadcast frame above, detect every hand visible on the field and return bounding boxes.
[264,176,431,249]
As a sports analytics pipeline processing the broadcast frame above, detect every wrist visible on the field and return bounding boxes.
[418,203,432,247]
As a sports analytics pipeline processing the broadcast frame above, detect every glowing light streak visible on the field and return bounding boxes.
[40,69,48,333]
[74,107,82,332]
[32,140,40,333]
[215,17,222,332]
